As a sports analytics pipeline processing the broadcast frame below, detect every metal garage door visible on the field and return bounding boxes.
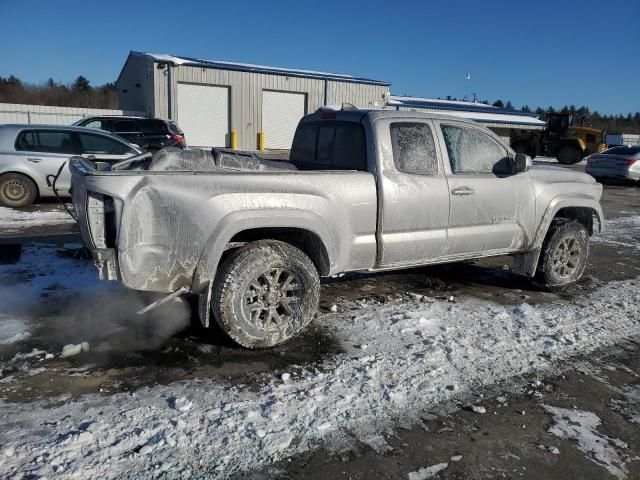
[177,83,229,148]
[262,91,306,149]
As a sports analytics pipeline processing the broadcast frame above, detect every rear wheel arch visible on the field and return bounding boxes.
[225,227,331,276]
[192,219,335,294]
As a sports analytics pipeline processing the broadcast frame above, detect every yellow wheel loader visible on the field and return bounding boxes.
[511,113,605,164]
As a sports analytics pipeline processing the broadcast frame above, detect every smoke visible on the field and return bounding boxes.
[0,243,193,356]
[48,287,193,353]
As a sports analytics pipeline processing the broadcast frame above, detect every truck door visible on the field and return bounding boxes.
[436,122,531,255]
[376,118,450,267]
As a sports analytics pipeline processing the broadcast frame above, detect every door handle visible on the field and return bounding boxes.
[451,186,475,196]
[27,157,42,163]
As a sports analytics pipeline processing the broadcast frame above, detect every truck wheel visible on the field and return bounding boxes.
[212,240,320,348]
[535,218,589,290]
[0,173,38,207]
[556,145,581,164]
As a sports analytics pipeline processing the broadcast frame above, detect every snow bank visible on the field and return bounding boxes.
[1,276,639,479]
[0,206,74,232]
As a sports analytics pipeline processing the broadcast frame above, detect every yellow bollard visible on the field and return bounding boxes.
[230,129,237,150]
[258,131,265,151]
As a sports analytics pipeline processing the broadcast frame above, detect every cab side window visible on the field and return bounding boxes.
[441,125,510,175]
[390,122,439,175]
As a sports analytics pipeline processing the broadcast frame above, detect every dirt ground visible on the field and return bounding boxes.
[1,162,639,478]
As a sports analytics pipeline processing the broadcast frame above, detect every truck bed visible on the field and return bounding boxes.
[70,149,378,293]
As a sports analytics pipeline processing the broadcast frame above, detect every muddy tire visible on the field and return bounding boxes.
[211,240,320,348]
[0,173,38,207]
[556,145,581,165]
[535,218,589,290]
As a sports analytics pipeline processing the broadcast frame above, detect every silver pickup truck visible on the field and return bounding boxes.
[70,109,604,348]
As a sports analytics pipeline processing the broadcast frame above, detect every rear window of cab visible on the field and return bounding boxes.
[290,121,367,170]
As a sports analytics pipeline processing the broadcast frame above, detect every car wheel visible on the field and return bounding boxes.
[0,173,38,207]
[211,240,320,348]
[556,145,581,164]
[535,218,589,290]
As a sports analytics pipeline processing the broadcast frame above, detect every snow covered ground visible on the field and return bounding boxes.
[0,269,639,478]
[0,243,112,348]
[0,205,74,234]
[546,405,633,478]
[0,213,639,478]
[592,214,640,251]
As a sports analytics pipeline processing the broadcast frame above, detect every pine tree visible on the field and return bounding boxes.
[72,75,90,92]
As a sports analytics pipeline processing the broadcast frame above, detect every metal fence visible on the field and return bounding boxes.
[0,102,145,126]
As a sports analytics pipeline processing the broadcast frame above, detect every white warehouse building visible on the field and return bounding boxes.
[117,51,390,150]
[387,95,546,145]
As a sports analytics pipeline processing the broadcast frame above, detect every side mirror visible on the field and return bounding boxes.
[514,152,528,173]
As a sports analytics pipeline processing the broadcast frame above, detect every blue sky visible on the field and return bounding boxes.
[1,0,638,114]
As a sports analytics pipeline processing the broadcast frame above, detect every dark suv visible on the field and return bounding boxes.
[74,116,186,152]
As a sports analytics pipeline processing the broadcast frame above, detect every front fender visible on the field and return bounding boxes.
[533,194,603,249]
[191,209,338,293]
[514,194,603,277]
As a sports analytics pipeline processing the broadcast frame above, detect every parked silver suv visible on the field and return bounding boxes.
[0,124,142,207]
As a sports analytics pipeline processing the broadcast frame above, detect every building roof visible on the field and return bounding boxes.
[130,51,390,86]
[388,95,546,130]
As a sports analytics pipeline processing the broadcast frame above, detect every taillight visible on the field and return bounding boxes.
[625,158,637,165]
[171,134,185,146]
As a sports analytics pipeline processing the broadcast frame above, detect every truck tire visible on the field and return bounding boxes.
[211,240,320,348]
[535,218,589,290]
[556,145,581,165]
[0,173,38,207]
